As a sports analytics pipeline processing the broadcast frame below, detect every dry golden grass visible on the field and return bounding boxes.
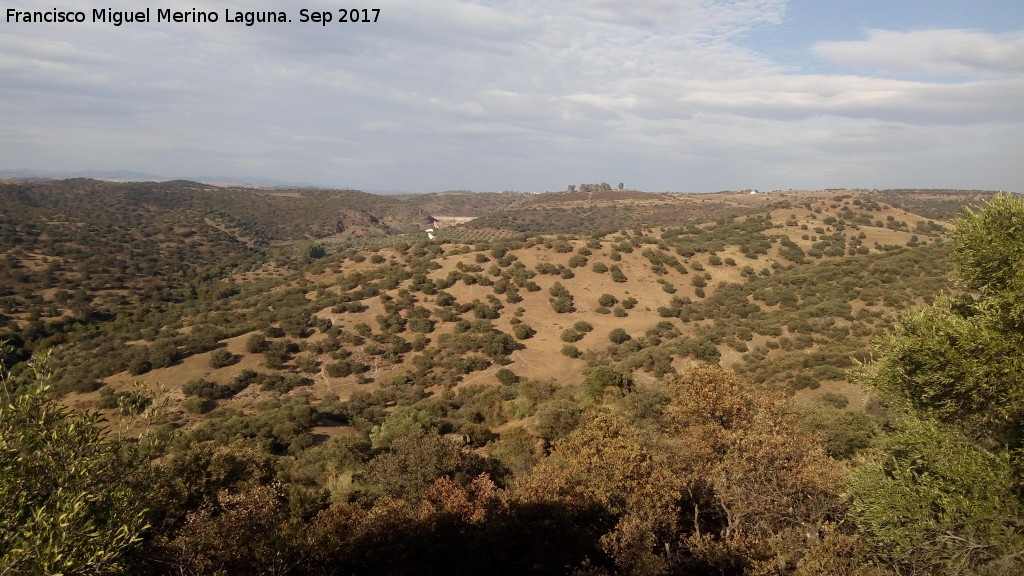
[73,188,972,433]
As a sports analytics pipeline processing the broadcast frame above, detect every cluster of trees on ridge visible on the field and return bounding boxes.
[2,194,1023,574]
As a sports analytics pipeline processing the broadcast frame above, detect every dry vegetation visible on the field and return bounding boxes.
[1,178,1010,575]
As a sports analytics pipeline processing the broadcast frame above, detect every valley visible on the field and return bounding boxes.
[1,179,1015,575]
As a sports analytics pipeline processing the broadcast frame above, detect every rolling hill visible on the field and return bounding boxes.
[1,178,1009,575]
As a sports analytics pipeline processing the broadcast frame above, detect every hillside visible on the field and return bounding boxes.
[0,181,984,421]
[1,179,1011,575]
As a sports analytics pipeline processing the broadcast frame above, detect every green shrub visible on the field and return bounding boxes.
[819,392,850,409]
[550,295,574,313]
[513,323,535,340]
[98,388,151,415]
[495,368,519,385]
[584,366,634,397]
[209,348,238,369]
[608,328,631,344]
[535,399,582,440]
[560,329,583,343]
[572,321,593,333]
[0,366,150,575]
[182,395,213,414]
[245,333,266,353]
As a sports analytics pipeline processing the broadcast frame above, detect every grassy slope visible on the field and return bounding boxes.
[64,189,961,434]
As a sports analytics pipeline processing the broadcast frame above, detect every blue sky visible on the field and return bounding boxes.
[747,0,1024,73]
[1,0,1022,193]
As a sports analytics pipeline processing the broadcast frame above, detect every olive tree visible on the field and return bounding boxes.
[1,353,151,575]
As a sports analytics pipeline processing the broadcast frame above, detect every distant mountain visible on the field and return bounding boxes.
[0,169,319,188]
[185,175,322,188]
[0,168,164,180]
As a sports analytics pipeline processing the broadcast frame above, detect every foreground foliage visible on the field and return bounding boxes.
[138,366,859,575]
[852,193,1024,575]
[0,354,150,575]
[3,182,1017,574]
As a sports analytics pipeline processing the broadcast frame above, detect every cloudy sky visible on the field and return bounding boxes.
[2,0,1022,192]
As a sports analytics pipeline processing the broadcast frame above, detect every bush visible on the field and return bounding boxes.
[801,407,876,459]
[182,378,221,400]
[128,357,152,376]
[561,344,581,358]
[263,345,288,369]
[297,356,320,374]
[789,373,819,392]
[209,348,238,369]
[535,399,583,440]
[608,328,631,344]
[260,373,309,393]
[513,323,535,340]
[147,340,178,369]
[98,388,151,415]
[495,368,519,385]
[0,366,150,575]
[281,315,310,338]
[245,333,266,354]
[819,392,849,409]
[182,395,213,414]
[813,365,846,381]
[560,329,583,343]
[326,361,354,377]
[550,295,574,313]
[548,282,570,298]
[434,291,456,307]
[585,366,634,397]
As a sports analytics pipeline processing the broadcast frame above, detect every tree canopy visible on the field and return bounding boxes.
[1,353,151,575]
[851,193,1024,575]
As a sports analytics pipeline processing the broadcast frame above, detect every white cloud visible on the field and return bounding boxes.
[0,0,1021,192]
[666,74,1024,124]
[814,28,1024,77]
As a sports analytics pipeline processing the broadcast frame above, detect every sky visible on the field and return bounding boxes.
[2,0,1022,193]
